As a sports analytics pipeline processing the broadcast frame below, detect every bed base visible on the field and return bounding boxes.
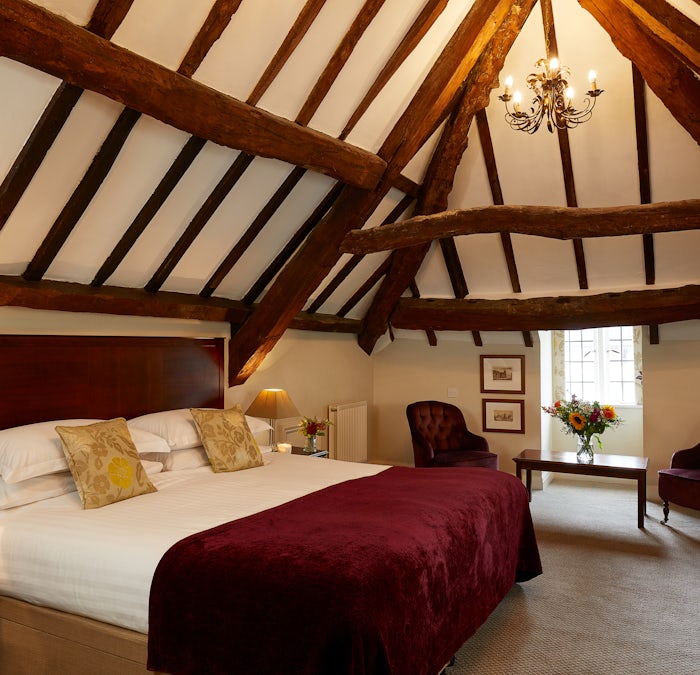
[0,595,160,675]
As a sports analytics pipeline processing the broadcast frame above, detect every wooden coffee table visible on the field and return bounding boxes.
[513,448,649,528]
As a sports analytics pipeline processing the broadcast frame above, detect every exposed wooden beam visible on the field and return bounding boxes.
[541,0,588,289]
[177,0,244,78]
[615,0,700,72]
[22,107,142,281]
[0,0,134,231]
[391,286,700,331]
[145,152,255,293]
[339,0,450,139]
[341,200,700,253]
[289,313,361,333]
[92,136,208,286]
[358,0,538,355]
[247,0,327,106]
[244,184,344,305]
[201,167,308,298]
[337,259,391,317]
[0,0,386,189]
[579,0,700,144]
[227,0,529,383]
[295,0,386,126]
[0,276,249,324]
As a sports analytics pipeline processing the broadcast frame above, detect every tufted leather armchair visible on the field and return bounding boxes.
[406,401,498,470]
[658,441,700,523]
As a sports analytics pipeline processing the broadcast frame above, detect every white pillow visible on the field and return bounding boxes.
[0,420,171,485]
[0,472,77,509]
[0,419,101,484]
[127,408,271,450]
[140,459,165,475]
[128,409,200,450]
[162,446,209,471]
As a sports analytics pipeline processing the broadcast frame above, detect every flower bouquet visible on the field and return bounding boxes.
[297,416,332,453]
[542,395,622,462]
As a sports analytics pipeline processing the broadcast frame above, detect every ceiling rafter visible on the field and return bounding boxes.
[358,0,538,355]
[200,166,308,298]
[244,183,344,306]
[247,0,328,106]
[339,0,450,140]
[0,0,387,189]
[227,0,529,384]
[341,200,700,253]
[541,0,588,289]
[390,285,700,332]
[17,0,249,283]
[0,0,134,231]
[295,0,386,126]
[579,0,700,144]
[306,194,414,314]
[145,152,255,293]
[475,109,533,348]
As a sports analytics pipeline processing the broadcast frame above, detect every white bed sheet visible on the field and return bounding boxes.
[0,453,387,633]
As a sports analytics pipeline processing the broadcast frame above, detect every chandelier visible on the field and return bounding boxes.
[498,58,603,133]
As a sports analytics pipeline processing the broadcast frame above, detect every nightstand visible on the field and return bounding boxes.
[291,446,329,458]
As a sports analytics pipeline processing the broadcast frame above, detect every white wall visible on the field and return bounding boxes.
[371,336,542,470]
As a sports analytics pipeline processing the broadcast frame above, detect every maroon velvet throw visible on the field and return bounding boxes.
[148,466,541,675]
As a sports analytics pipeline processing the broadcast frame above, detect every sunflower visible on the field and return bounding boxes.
[601,405,617,420]
[568,412,586,430]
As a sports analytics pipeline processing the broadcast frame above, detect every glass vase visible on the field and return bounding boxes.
[304,435,318,453]
[576,436,594,463]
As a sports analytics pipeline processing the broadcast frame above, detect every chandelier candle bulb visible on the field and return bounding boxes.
[588,69,597,91]
[504,75,513,97]
[549,57,559,73]
[513,90,522,112]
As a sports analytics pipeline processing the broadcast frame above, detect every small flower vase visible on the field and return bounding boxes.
[304,435,318,453]
[576,436,594,463]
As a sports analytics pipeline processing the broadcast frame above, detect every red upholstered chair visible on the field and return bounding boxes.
[406,401,498,469]
[658,441,700,523]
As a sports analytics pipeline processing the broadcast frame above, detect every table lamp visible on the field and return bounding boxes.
[245,388,299,447]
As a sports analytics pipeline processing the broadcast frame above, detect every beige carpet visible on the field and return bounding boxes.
[449,480,700,675]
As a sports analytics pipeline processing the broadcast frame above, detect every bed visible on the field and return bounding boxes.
[0,335,541,675]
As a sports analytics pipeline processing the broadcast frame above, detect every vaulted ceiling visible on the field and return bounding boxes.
[1,0,699,384]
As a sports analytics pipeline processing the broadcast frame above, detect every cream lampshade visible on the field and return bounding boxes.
[245,389,299,446]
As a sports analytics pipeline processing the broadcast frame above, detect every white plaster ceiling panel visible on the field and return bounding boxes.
[454,234,520,297]
[111,0,215,70]
[510,235,580,295]
[653,232,700,286]
[414,242,457,299]
[30,0,96,24]
[107,142,237,288]
[45,117,193,284]
[192,0,307,101]
[0,91,123,269]
[582,237,647,292]
[254,0,364,124]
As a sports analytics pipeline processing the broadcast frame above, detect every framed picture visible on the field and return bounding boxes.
[480,355,525,394]
[482,399,525,434]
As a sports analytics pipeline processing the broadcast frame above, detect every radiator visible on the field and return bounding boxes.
[328,401,368,462]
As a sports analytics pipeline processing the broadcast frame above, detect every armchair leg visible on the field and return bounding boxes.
[662,500,670,523]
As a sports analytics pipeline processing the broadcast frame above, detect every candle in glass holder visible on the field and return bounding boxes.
[277,442,292,453]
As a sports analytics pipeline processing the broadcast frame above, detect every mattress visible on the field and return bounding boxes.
[0,452,387,633]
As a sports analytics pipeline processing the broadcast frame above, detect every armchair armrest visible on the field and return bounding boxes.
[670,441,700,469]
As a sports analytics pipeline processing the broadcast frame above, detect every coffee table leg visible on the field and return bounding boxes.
[638,474,646,528]
[526,469,532,501]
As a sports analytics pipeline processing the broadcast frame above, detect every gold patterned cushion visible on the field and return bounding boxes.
[55,418,157,510]
[190,406,264,473]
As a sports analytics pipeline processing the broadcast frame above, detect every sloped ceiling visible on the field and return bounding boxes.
[0,0,698,384]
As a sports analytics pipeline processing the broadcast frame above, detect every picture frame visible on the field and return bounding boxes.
[482,399,525,434]
[480,355,525,394]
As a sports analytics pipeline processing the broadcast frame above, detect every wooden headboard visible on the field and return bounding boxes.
[0,335,225,430]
